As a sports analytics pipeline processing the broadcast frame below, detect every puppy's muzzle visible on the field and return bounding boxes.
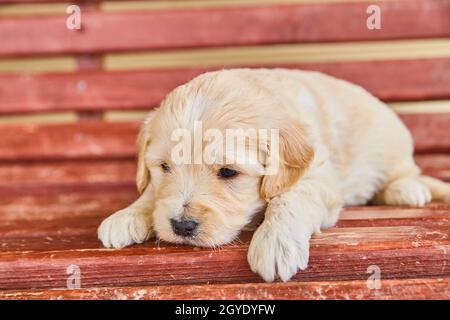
[170,218,198,237]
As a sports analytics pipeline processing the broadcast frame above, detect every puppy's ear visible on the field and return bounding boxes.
[260,120,314,201]
[136,110,157,194]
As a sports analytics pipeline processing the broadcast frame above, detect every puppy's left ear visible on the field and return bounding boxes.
[260,120,314,201]
[136,110,157,194]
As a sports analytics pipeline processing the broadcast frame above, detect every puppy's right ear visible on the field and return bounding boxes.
[136,110,157,194]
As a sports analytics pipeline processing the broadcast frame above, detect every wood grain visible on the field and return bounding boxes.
[0,183,448,294]
[0,186,449,290]
[401,113,450,152]
[0,159,136,194]
[0,224,448,290]
[1,1,449,56]
[104,39,450,70]
[0,278,448,300]
[1,188,449,239]
[0,56,76,73]
[1,0,449,301]
[0,154,448,196]
[0,121,139,161]
[416,154,450,181]
[0,113,448,162]
[2,58,450,113]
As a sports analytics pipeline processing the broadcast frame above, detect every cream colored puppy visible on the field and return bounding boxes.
[98,68,450,282]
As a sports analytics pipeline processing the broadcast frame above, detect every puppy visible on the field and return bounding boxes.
[98,68,450,282]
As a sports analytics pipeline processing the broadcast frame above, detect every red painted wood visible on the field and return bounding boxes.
[2,59,450,113]
[401,113,450,153]
[0,121,139,161]
[1,1,449,56]
[0,278,448,300]
[0,186,448,293]
[0,189,136,222]
[0,225,448,289]
[0,154,447,196]
[0,0,123,2]
[0,159,136,194]
[1,205,449,241]
[0,69,199,113]
[415,154,450,181]
[1,0,448,301]
[0,114,448,162]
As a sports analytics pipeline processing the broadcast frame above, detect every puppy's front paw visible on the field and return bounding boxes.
[247,221,310,282]
[98,209,152,248]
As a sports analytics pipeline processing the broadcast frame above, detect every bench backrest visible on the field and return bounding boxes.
[0,0,449,164]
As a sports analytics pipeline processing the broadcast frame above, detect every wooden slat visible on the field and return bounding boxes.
[0,278,448,300]
[0,3,69,16]
[1,204,449,240]
[0,186,448,291]
[0,0,203,2]
[0,224,448,289]
[0,159,136,194]
[416,154,450,181]
[1,188,449,242]
[104,39,450,70]
[1,1,449,56]
[1,154,448,197]
[0,0,373,7]
[2,59,450,113]
[401,113,450,153]
[2,186,450,223]
[100,0,395,12]
[0,112,77,124]
[0,121,139,161]
[0,113,448,162]
[0,189,136,222]
[0,69,199,113]
[0,0,79,2]
[391,100,450,115]
[0,56,76,73]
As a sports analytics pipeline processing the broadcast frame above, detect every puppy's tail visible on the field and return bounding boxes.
[419,175,450,202]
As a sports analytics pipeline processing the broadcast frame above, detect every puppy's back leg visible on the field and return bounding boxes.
[373,163,432,207]
[419,175,450,203]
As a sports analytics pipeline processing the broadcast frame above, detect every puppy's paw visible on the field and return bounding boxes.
[98,209,152,248]
[384,178,432,207]
[247,221,310,282]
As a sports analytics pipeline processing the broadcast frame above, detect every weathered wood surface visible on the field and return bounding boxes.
[1,0,449,301]
[0,278,448,300]
[0,198,449,290]
[416,154,450,181]
[0,121,139,161]
[1,0,449,57]
[0,159,136,194]
[0,152,448,299]
[2,58,450,113]
[0,156,449,295]
[0,154,448,195]
[0,114,448,162]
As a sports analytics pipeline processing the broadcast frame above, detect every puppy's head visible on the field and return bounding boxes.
[137,70,313,247]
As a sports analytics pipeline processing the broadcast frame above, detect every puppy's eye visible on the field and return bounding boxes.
[218,167,238,179]
[160,162,170,173]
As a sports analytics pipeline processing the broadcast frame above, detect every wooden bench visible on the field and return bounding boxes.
[0,0,449,299]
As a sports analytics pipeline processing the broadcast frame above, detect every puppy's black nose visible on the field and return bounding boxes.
[170,219,198,237]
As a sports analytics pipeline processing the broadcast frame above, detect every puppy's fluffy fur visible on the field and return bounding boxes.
[98,68,450,282]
